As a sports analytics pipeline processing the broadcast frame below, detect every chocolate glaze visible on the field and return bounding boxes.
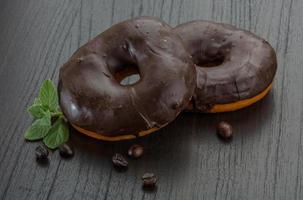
[174,21,277,112]
[58,17,196,137]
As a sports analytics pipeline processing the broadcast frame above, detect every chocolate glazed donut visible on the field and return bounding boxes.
[174,21,277,113]
[58,17,196,141]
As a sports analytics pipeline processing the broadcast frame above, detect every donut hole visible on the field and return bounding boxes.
[194,55,225,68]
[113,65,141,86]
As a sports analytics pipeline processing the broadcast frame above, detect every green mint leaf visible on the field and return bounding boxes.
[27,104,47,119]
[39,80,59,112]
[24,112,51,140]
[43,117,69,149]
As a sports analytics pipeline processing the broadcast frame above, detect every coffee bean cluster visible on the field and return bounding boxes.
[34,122,234,191]
[111,144,157,189]
[35,143,74,163]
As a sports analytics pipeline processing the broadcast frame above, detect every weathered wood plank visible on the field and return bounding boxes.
[0,0,302,199]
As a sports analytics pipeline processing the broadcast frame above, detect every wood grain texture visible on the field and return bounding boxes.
[0,0,302,199]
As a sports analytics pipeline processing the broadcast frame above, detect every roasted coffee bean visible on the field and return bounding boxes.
[112,153,128,168]
[216,121,233,140]
[128,144,144,158]
[59,143,74,158]
[142,173,157,188]
[35,145,49,160]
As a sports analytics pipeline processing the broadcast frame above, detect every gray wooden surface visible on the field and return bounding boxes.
[0,0,302,199]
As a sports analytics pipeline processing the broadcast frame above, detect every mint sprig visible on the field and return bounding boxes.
[25,80,69,149]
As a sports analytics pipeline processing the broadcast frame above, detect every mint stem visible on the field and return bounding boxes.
[51,112,63,118]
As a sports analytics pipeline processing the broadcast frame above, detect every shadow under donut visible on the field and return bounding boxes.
[69,90,275,180]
